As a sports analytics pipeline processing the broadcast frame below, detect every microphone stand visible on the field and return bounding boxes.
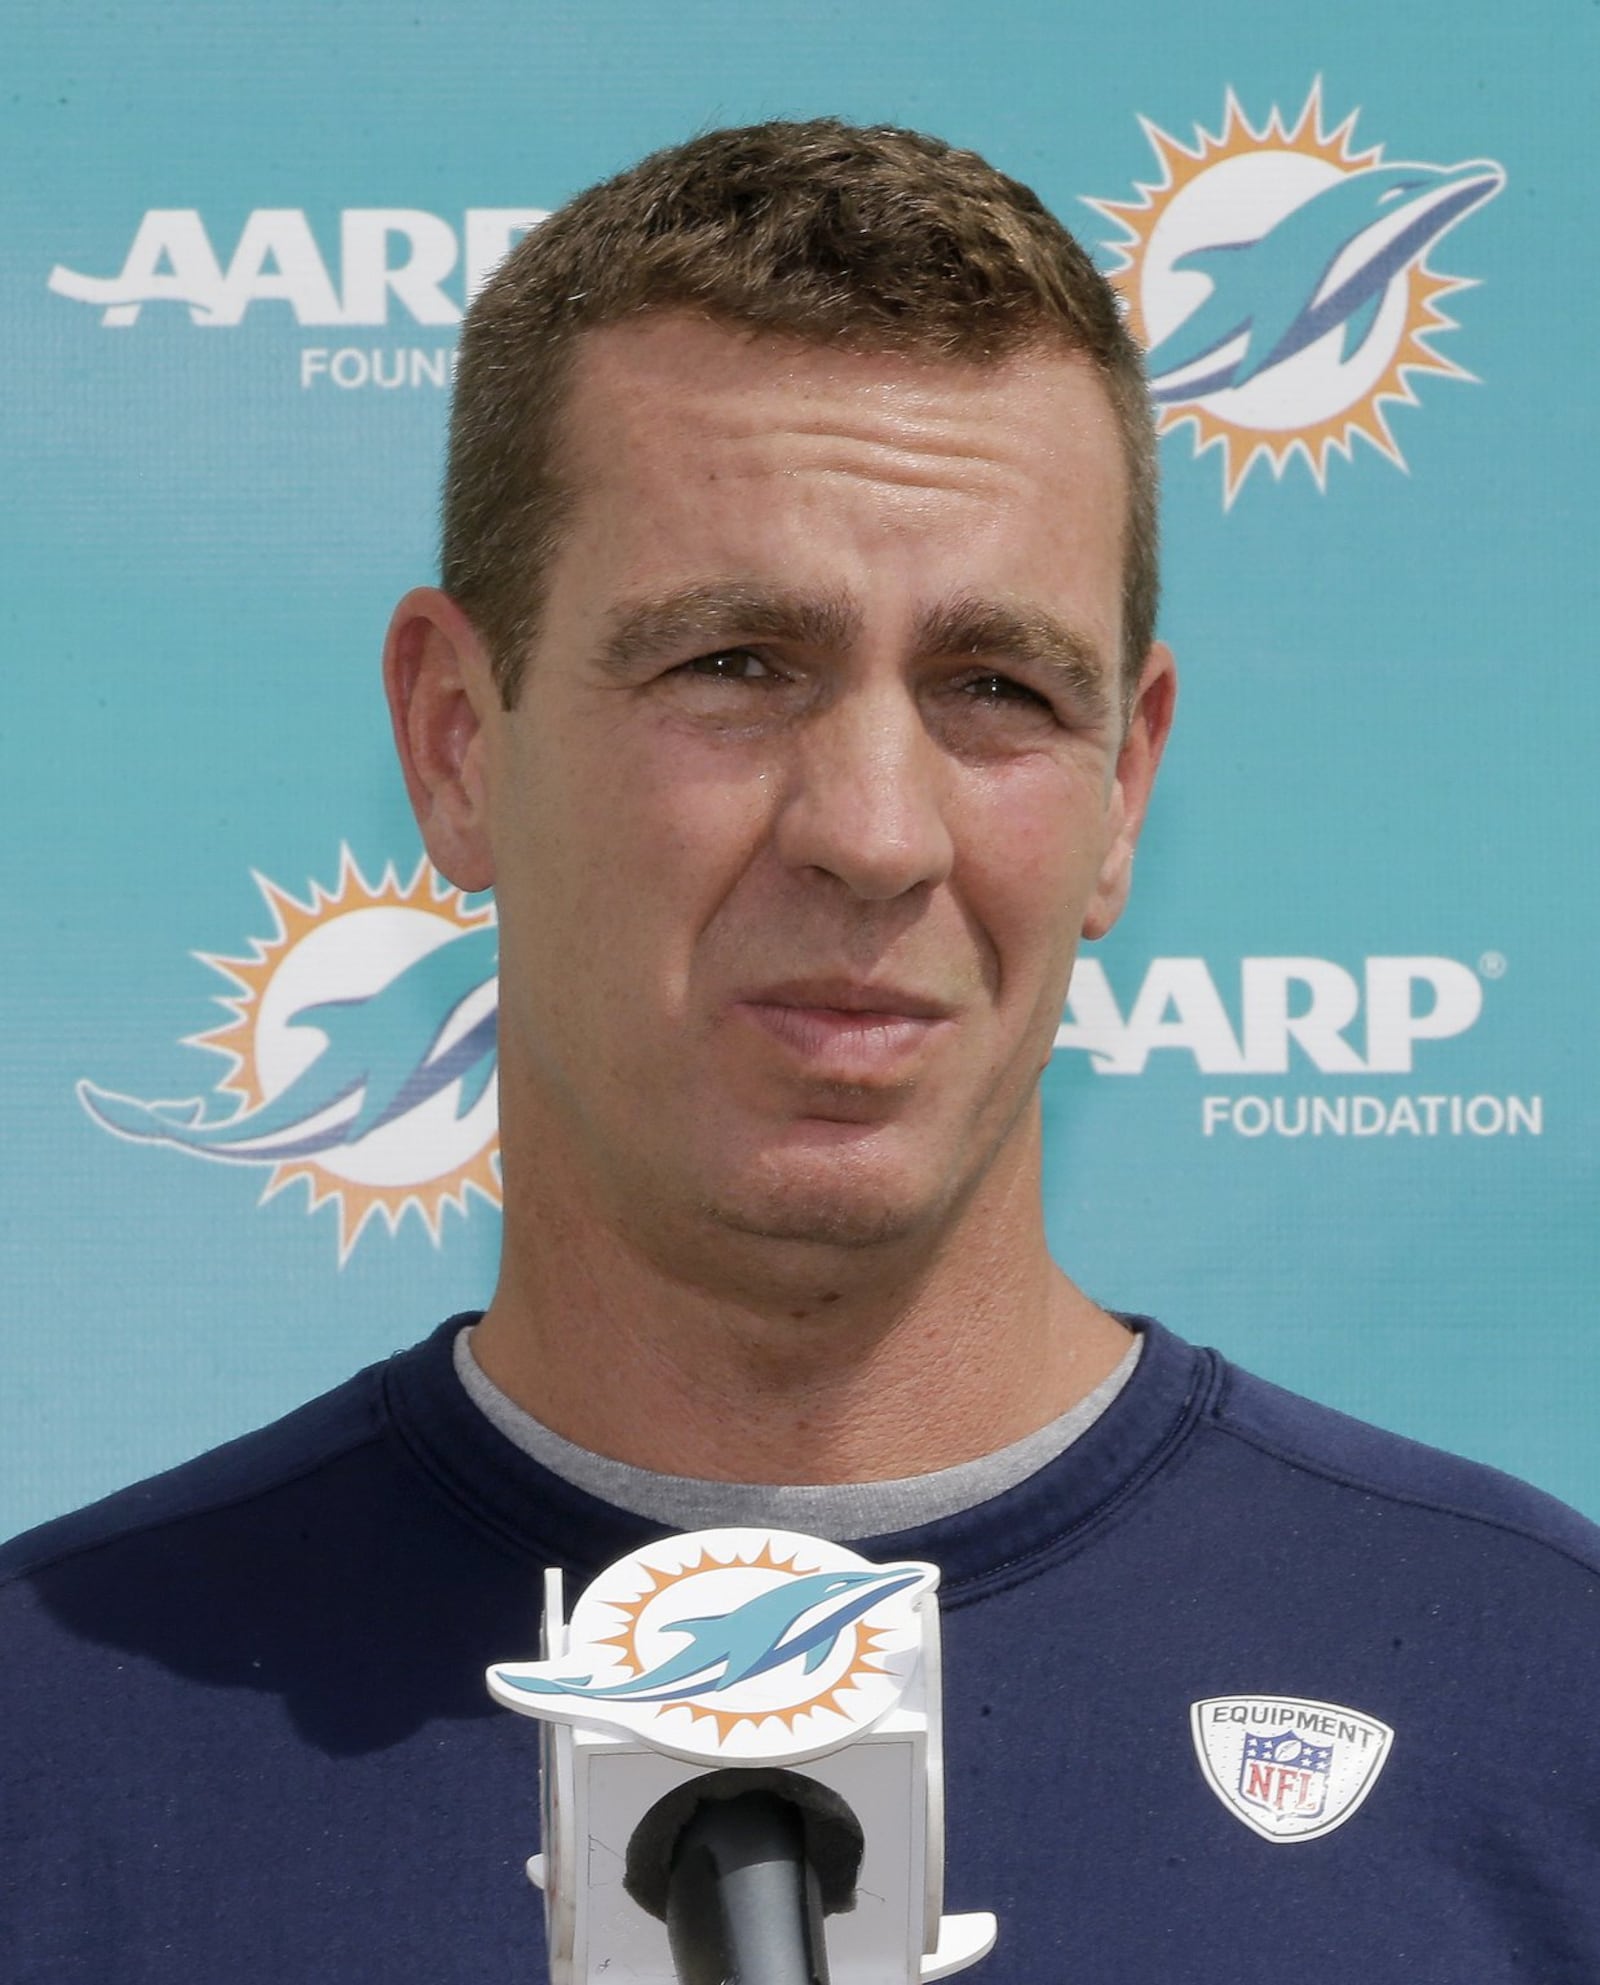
[487,1528,998,1985]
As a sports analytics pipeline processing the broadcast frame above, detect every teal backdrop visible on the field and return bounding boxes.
[5,0,1595,1537]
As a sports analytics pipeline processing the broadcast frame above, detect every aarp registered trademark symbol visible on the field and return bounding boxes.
[1479,951,1507,979]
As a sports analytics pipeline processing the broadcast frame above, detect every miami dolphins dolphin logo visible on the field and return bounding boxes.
[77,848,500,1258]
[497,1568,924,1703]
[489,1536,939,1755]
[80,926,496,1162]
[1087,84,1506,501]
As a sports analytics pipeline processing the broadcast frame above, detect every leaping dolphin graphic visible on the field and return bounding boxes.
[496,1567,925,1704]
[78,924,497,1161]
[1144,158,1504,402]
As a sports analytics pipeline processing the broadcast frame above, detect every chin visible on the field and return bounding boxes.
[708,1196,931,1252]
[697,1147,948,1253]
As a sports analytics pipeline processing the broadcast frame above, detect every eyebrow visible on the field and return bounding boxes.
[598,584,858,674]
[597,581,1112,720]
[913,596,1111,721]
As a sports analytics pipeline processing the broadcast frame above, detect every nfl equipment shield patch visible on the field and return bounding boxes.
[1190,1695,1395,1844]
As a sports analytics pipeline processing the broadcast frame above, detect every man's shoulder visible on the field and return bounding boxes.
[1196,1343,1600,1580]
[0,1351,391,1590]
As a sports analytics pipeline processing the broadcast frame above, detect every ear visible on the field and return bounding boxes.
[382,586,500,892]
[1081,641,1177,941]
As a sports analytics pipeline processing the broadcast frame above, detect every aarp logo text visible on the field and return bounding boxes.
[1056,955,1484,1076]
[49,208,548,327]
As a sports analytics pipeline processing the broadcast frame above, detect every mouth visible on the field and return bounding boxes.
[732,980,957,1081]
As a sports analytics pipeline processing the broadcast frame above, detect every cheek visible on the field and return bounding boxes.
[519,722,780,988]
[616,735,777,885]
[959,765,1109,943]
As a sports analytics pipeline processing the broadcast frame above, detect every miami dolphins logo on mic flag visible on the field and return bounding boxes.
[490,1530,939,1764]
[1086,83,1505,503]
[77,847,500,1260]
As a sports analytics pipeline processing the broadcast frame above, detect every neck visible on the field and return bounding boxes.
[471,1107,1130,1484]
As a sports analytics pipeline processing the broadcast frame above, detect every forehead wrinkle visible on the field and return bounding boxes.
[598,582,860,673]
[717,416,1033,499]
[914,596,1112,719]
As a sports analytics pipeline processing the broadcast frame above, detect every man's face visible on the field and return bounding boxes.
[454,315,1170,1267]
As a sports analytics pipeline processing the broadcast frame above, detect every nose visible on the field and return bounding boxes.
[771,682,955,901]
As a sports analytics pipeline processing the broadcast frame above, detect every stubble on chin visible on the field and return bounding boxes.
[687,1110,991,1259]
[700,1181,935,1253]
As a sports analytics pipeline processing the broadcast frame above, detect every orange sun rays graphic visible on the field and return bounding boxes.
[588,1544,897,1746]
[1086,83,1484,503]
[185,847,500,1261]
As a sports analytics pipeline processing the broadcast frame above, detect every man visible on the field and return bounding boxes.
[4,121,1597,1981]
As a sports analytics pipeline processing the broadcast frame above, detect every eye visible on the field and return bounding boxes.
[680,648,775,682]
[957,672,1053,712]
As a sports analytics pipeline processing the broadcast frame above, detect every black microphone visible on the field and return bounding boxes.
[625,1768,865,1985]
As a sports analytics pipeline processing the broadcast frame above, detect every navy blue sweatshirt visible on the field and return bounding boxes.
[4,1315,1598,1981]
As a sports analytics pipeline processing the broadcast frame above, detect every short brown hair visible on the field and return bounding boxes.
[443,118,1158,706]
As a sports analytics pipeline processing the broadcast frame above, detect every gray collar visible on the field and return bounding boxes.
[453,1323,1142,1541]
